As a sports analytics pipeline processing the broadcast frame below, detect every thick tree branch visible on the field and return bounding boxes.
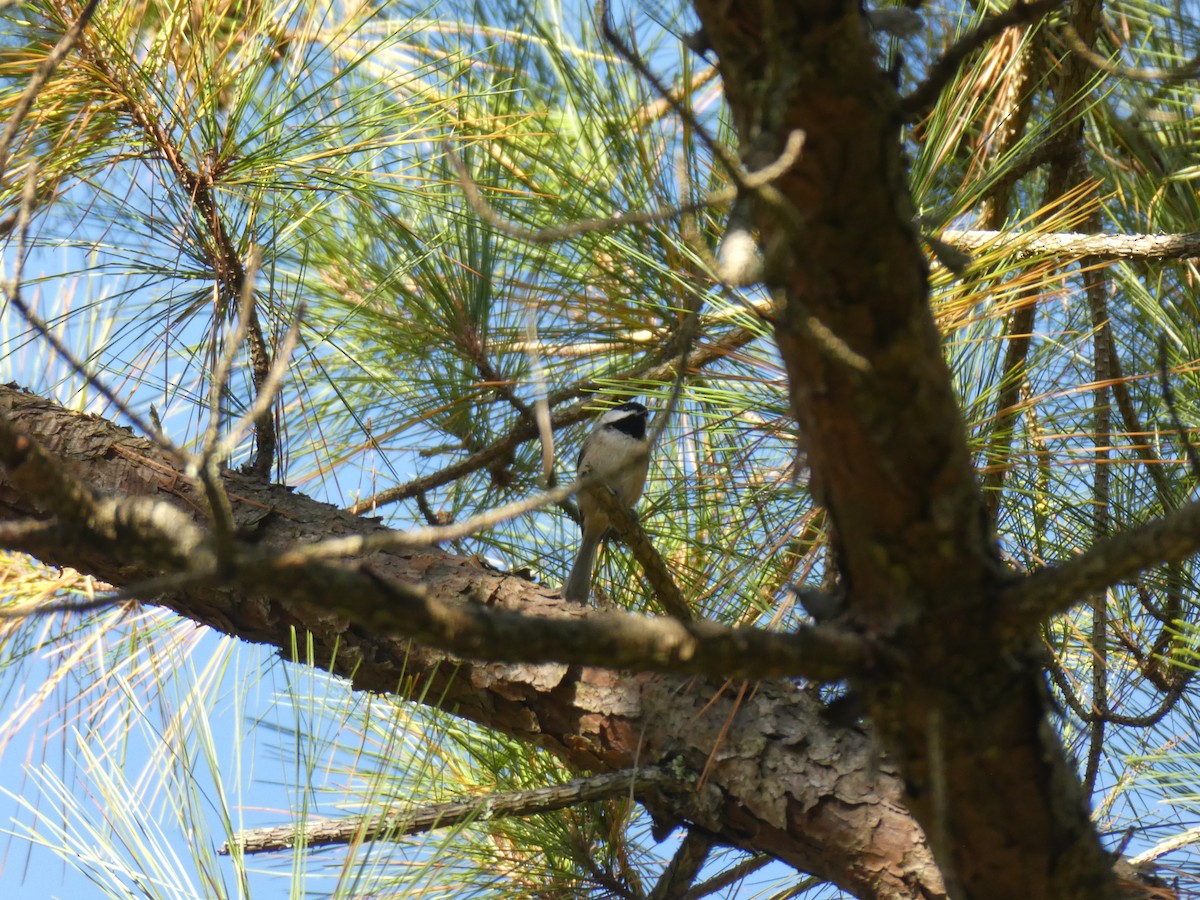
[0,387,865,683]
[0,382,945,900]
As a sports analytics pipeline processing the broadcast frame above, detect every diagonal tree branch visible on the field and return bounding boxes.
[0,381,945,900]
[348,321,765,515]
[648,829,715,900]
[0,386,866,683]
[1001,498,1200,633]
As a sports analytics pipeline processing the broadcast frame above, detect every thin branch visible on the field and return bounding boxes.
[1049,631,1190,729]
[902,0,1067,119]
[1001,498,1200,632]
[196,249,263,570]
[1129,824,1200,866]
[1084,262,1110,796]
[347,323,764,515]
[1045,654,1095,722]
[1059,22,1200,84]
[525,311,557,485]
[304,478,584,556]
[221,767,677,855]
[1107,343,1173,501]
[648,830,714,900]
[204,249,261,459]
[680,855,772,900]
[590,485,691,621]
[211,305,303,472]
[942,228,1200,260]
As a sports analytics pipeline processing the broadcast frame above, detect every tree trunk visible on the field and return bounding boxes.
[690,3,1116,899]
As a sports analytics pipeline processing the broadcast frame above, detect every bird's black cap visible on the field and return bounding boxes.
[605,401,648,439]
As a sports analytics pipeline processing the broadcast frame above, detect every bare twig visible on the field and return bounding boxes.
[299,478,584,556]
[942,228,1200,260]
[221,767,678,855]
[347,322,764,515]
[204,247,263,459]
[525,311,557,485]
[195,249,263,569]
[1059,22,1200,84]
[291,426,654,574]
[1047,641,1189,729]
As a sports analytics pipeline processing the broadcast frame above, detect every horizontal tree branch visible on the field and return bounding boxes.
[221,767,675,855]
[942,229,1200,260]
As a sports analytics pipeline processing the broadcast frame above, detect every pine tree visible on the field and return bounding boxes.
[2,1,1199,897]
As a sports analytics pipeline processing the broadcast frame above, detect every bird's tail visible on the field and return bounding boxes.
[563,530,602,604]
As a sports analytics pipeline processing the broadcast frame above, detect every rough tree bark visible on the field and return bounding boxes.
[0,2,1165,899]
[690,2,1115,899]
[0,384,943,900]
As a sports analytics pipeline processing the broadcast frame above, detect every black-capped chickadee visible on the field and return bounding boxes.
[562,401,650,604]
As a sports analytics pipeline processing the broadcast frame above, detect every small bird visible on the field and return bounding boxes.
[562,401,650,604]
